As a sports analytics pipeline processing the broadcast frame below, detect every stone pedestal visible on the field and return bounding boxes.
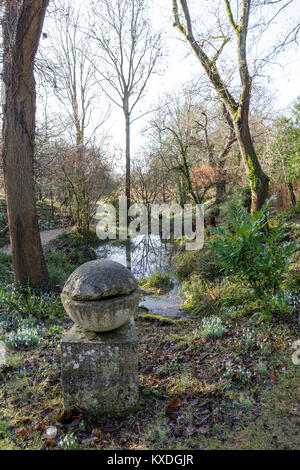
[61,319,138,416]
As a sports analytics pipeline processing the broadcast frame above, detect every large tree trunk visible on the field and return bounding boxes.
[214,107,235,205]
[234,116,269,212]
[2,0,49,286]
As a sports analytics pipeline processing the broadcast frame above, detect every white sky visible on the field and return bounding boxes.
[40,0,300,164]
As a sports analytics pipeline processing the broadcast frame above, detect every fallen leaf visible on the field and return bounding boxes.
[270,375,277,385]
[102,425,119,433]
[15,428,33,436]
[44,439,55,447]
[1,366,12,373]
[36,422,48,431]
[166,397,181,422]
[40,407,54,417]
[252,407,262,417]
[273,340,282,350]
[58,406,83,424]
[166,397,181,412]
[81,437,97,445]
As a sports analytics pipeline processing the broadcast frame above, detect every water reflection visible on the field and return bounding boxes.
[96,235,187,317]
[96,234,173,280]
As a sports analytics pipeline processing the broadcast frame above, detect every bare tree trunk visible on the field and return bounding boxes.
[215,180,226,205]
[125,110,131,208]
[2,0,49,286]
[90,1,161,211]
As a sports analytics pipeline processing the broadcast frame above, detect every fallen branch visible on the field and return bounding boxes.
[0,225,9,237]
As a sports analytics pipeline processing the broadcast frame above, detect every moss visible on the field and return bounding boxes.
[247,154,259,190]
[137,312,186,325]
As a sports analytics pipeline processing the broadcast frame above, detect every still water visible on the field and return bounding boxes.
[96,235,174,280]
[96,235,186,316]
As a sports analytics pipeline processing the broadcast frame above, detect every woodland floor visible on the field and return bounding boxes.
[0,200,299,450]
[0,312,299,450]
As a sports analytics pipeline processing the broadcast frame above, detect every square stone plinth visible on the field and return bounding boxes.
[61,320,138,416]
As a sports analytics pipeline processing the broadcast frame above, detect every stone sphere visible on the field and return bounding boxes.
[61,260,140,332]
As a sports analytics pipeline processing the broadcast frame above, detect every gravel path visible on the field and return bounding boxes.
[0,227,69,255]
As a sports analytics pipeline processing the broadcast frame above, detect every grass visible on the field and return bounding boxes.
[0,213,9,250]
[204,367,300,450]
[0,253,13,282]
[139,270,173,292]
[46,251,84,286]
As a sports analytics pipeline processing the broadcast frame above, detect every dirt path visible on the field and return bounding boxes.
[0,227,69,255]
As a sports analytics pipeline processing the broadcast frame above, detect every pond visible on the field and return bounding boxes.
[96,235,186,317]
[96,234,174,280]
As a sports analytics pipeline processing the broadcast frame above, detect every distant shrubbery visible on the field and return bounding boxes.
[174,248,222,282]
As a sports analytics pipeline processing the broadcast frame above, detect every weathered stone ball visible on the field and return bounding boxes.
[61,260,140,332]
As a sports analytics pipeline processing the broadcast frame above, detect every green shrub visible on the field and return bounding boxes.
[284,200,300,218]
[0,213,7,229]
[240,185,252,210]
[47,234,97,285]
[220,282,254,309]
[0,214,10,249]
[217,186,251,218]
[257,292,294,321]
[208,197,296,299]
